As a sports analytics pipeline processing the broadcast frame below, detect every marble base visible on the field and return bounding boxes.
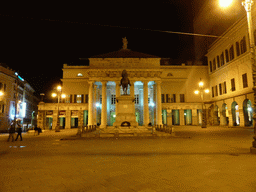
[113,95,138,128]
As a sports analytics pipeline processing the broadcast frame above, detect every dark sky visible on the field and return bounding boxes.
[0,1,195,96]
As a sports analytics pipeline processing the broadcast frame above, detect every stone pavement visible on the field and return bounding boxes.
[0,126,256,192]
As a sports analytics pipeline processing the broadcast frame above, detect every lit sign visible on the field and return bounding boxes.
[15,72,24,81]
[9,101,26,120]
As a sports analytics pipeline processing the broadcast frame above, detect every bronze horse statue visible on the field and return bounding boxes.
[120,70,131,95]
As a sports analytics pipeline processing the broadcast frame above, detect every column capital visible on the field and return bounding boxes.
[88,80,95,85]
[101,80,108,86]
[142,80,149,85]
[156,80,162,85]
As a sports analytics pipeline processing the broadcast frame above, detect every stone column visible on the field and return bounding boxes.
[179,109,185,125]
[78,110,84,128]
[228,110,233,127]
[143,81,149,126]
[37,110,45,129]
[115,81,120,116]
[52,110,58,130]
[156,81,162,126]
[167,109,172,126]
[65,110,71,129]
[93,85,97,125]
[88,81,94,126]
[239,108,244,127]
[192,109,198,125]
[101,81,107,128]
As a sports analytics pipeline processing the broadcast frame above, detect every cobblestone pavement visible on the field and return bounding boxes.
[0,126,256,192]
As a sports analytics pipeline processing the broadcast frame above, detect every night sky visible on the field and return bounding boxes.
[0,1,196,96]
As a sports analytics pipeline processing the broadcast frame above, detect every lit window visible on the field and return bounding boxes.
[77,95,82,103]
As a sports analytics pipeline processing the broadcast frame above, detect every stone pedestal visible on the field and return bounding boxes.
[113,95,138,128]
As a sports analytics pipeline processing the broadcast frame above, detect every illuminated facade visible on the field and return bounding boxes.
[37,40,210,130]
[0,63,39,131]
[205,7,256,127]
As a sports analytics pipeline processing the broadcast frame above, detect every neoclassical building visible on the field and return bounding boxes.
[38,39,210,130]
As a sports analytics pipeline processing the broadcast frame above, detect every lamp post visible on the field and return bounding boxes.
[51,86,66,132]
[194,79,209,128]
[241,0,256,153]
[0,91,4,113]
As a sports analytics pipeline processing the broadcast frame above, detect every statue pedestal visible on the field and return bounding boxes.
[113,95,138,128]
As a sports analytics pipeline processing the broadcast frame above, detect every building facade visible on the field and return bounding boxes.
[205,6,256,127]
[193,0,244,63]
[38,40,210,130]
[0,63,39,132]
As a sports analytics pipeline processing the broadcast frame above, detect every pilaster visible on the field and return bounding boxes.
[65,110,71,129]
[192,109,198,125]
[179,109,185,126]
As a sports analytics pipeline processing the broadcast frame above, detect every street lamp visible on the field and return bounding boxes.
[51,85,66,132]
[194,78,209,128]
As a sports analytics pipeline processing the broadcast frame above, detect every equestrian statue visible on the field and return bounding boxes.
[120,70,131,95]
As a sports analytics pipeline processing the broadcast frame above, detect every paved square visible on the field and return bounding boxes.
[1,126,256,192]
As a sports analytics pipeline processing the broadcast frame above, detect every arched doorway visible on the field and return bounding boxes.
[243,99,253,127]
[231,101,240,126]
[221,103,228,126]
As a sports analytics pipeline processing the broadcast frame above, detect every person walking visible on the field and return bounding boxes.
[7,121,16,142]
[15,122,22,141]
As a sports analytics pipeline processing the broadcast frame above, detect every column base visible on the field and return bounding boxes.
[100,124,107,129]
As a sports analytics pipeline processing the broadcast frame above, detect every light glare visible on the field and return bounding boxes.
[52,93,57,98]
[57,86,62,91]
[194,90,199,94]
[219,0,233,8]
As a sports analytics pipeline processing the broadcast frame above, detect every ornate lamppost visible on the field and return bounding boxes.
[194,79,209,128]
[52,86,66,132]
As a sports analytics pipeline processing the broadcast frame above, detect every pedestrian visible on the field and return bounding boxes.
[34,126,39,136]
[7,121,15,142]
[15,122,22,141]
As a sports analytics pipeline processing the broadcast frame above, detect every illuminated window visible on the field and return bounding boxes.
[77,95,82,103]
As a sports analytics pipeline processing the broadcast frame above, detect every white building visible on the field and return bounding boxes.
[0,63,39,132]
[38,39,210,130]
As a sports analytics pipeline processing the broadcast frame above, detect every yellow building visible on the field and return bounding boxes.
[38,39,210,130]
[206,10,256,127]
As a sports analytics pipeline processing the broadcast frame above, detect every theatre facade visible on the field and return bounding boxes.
[37,41,210,130]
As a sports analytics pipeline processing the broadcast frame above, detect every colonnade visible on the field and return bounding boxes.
[87,80,163,128]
